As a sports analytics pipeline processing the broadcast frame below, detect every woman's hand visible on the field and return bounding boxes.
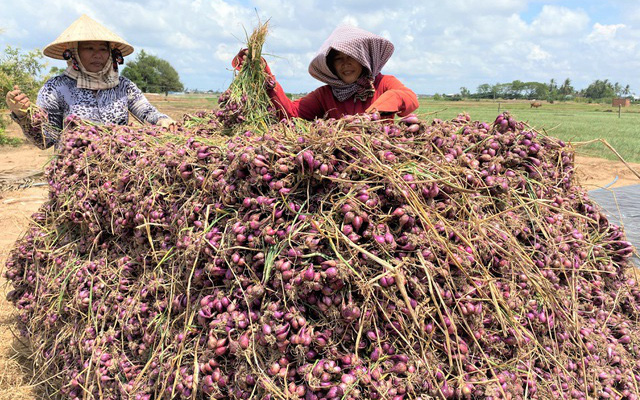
[6,85,31,117]
[158,117,178,132]
[231,48,273,76]
[364,106,394,121]
[231,49,249,71]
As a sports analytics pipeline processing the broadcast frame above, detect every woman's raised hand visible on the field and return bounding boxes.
[231,48,273,76]
[231,49,249,71]
[5,85,31,117]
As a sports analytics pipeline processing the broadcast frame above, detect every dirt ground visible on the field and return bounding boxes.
[0,123,639,399]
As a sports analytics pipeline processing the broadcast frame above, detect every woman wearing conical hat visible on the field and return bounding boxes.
[5,14,176,149]
[232,25,418,121]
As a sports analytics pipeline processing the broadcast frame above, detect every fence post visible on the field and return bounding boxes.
[619,105,621,118]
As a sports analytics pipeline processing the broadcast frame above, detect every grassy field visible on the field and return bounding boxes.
[416,99,640,163]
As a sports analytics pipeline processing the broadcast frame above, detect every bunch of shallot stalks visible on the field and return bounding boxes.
[216,20,279,136]
[5,108,640,400]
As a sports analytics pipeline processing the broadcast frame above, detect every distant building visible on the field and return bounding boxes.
[612,98,631,107]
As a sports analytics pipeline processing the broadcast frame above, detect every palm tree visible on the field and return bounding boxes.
[559,78,574,97]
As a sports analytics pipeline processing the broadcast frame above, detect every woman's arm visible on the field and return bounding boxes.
[10,110,58,149]
[267,82,327,121]
[366,75,419,117]
[125,78,170,125]
[10,80,66,149]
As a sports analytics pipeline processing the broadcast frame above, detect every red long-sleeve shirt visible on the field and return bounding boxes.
[267,74,418,120]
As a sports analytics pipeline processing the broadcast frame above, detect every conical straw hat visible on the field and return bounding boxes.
[43,14,134,60]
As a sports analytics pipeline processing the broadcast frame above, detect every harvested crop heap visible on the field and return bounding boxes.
[5,107,640,399]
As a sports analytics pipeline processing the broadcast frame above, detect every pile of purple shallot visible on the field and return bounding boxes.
[4,110,639,400]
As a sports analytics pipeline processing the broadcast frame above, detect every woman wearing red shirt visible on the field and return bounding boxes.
[234,25,418,121]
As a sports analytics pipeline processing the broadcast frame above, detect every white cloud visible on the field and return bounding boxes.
[214,43,240,63]
[166,32,201,50]
[579,22,639,77]
[531,5,589,36]
[527,45,551,61]
[586,23,625,43]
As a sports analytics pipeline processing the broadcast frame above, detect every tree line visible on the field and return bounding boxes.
[455,78,633,102]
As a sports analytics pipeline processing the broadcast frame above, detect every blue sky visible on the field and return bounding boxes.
[1,0,639,95]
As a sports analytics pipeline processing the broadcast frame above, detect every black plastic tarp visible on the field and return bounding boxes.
[589,185,640,267]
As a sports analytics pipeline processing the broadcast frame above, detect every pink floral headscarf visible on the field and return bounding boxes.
[308,25,394,102]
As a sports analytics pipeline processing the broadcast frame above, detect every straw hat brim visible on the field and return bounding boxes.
[43,14,134,60]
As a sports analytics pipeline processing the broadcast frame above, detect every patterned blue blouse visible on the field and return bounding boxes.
[12,75,169,149]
